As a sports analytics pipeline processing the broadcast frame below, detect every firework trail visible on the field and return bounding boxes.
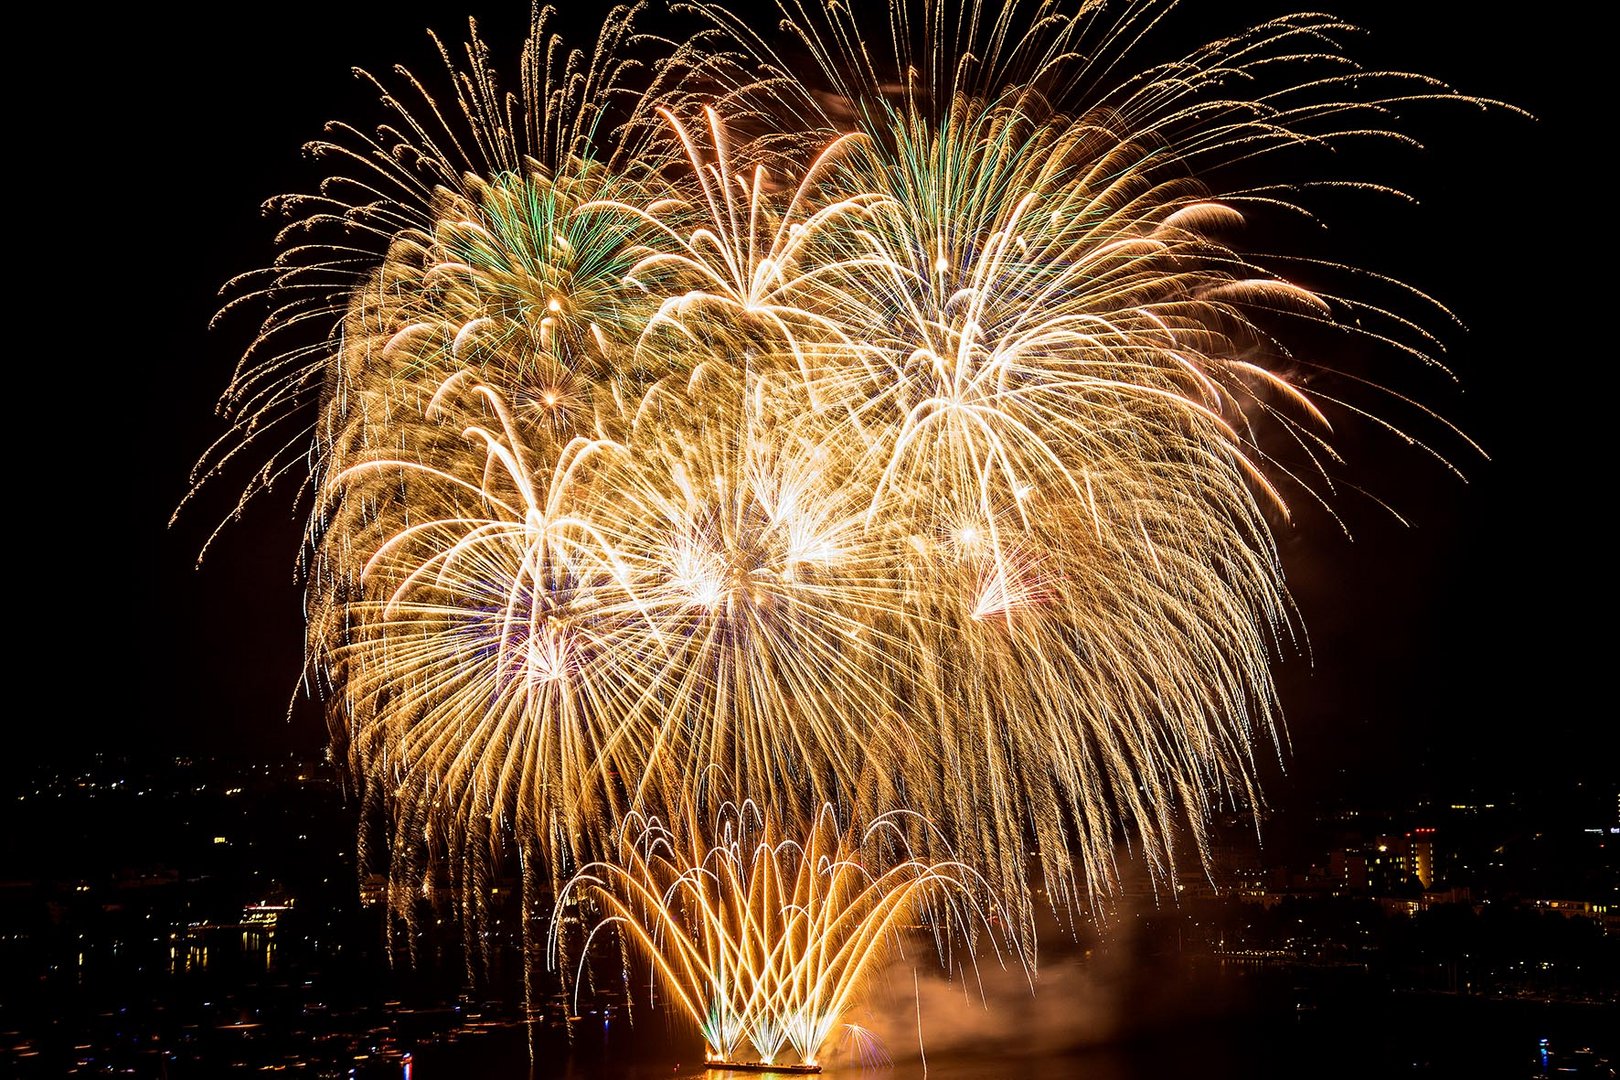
[551,800,1016,1067]
[192,0,1512,1029]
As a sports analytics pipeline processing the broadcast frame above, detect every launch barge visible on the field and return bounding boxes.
[705,1062,821,1074]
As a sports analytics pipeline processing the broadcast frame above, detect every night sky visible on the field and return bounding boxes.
[47,2,1588,812]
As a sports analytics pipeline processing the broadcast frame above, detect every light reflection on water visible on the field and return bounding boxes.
[403,964,1617,1080]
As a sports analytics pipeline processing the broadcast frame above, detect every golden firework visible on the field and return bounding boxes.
[194,0,1511,1002]
[552,801,1015,1067]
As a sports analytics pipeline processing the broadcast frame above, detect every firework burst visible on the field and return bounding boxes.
[194,0,1512,1023]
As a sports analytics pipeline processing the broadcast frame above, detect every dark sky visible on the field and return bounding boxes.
[43,2,1590,809]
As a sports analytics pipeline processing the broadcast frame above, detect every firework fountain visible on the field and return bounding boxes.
[192,0,1510,1065]
[553,801,1013,1068]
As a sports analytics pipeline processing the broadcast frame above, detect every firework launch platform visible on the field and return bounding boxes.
[705,1062,821,1074]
